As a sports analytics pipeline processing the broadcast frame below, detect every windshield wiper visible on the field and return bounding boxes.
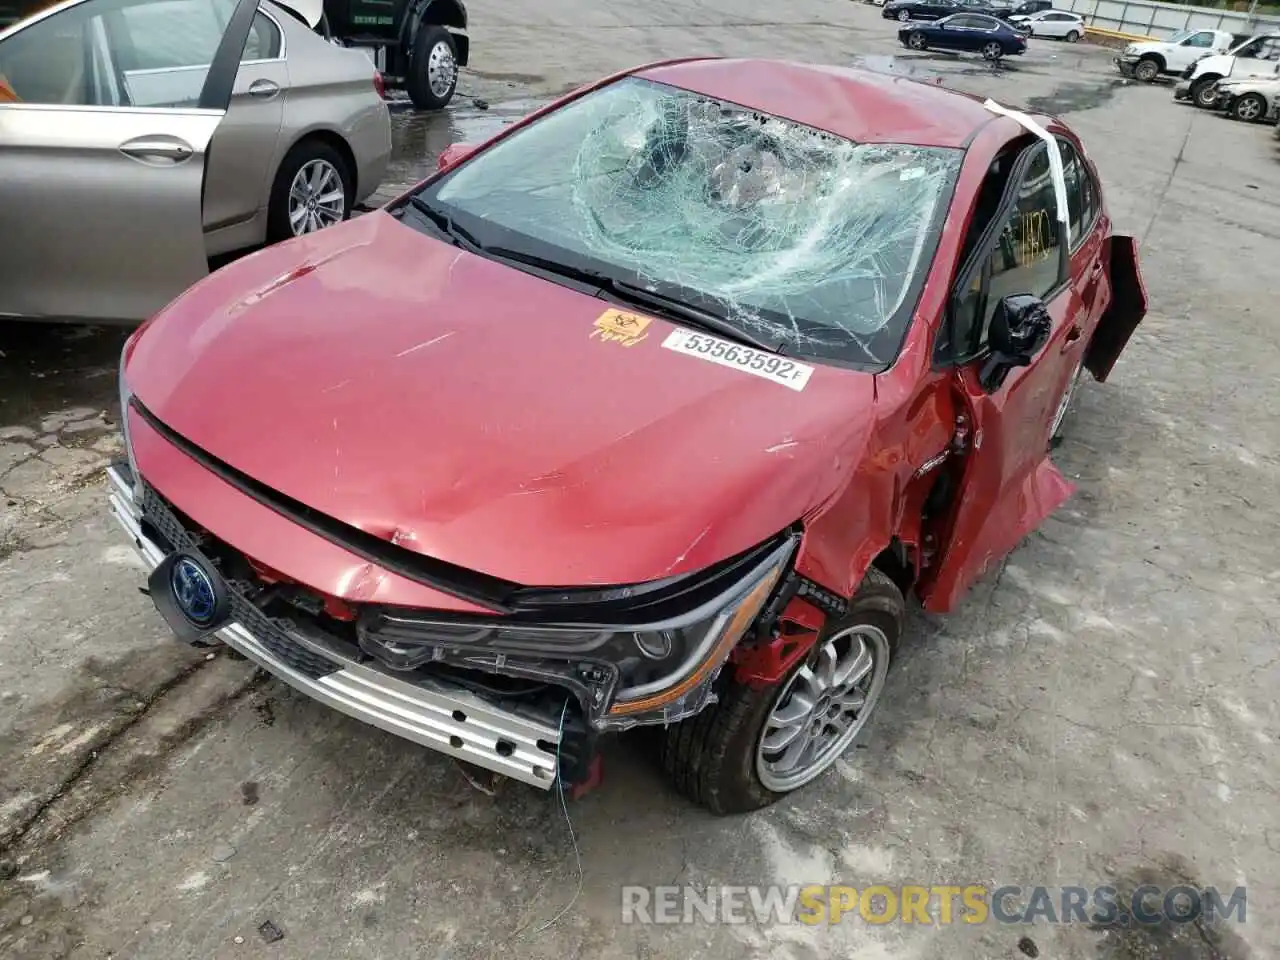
[483,245,782,353]
[607,279,782,353]
[406,195,484,251]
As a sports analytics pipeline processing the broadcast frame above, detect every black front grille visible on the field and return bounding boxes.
[139,484,340,680]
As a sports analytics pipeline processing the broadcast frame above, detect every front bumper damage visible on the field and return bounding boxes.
[107,464,571,789]
[107,445,799,790]
[1113,55,1139,77]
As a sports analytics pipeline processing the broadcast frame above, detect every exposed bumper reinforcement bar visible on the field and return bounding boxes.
[106,465,560,789]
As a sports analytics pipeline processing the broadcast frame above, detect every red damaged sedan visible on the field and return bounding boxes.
[110,58,1146,814]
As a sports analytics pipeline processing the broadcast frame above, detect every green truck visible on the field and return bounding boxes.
[321,0,468,110]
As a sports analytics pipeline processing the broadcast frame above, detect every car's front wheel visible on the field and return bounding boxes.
[1191,75,1221,108]
[660,567,903,815]
[982,41,1004,60]
[908,30,928,50]
[266,140,353,244]
[1133,57,1161,82]
[898,9,911,21]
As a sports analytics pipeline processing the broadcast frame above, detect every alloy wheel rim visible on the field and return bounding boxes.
[1197,84,1217,106]
[910,33,925,48]
[898,10,910,20]
[288,159,345,236]
[985,42,1002,58]
[1239,97,1262,120]
[428,39,457,97]
[755,625,890,793]
[1137,62,1157,80]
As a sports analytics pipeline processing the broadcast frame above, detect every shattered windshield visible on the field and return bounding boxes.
[417,77,963,367]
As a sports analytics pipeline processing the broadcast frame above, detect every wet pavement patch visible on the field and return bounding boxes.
[0,323,126,431]
[1026,78,1130,116]
[378,96,555,202]
[1092,860,1253,960]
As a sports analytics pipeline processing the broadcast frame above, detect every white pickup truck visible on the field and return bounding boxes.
[1113,27,1243,83]
[1174,33,1280,107]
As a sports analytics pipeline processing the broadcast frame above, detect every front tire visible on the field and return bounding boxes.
[266,140,353,244]
[1191,75,1221,107]
[908,30,928,50]
[1133,57,1161,82]
[406,24,459,110]
[660,567,903,815]
[898,9,911,21]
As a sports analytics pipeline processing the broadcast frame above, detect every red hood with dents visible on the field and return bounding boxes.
[126,213,877,587]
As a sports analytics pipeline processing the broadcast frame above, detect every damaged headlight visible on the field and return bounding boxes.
[359,536,796,725]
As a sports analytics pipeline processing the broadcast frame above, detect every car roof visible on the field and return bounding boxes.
[633,59,999,149]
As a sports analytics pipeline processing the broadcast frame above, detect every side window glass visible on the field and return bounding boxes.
[243,11,282,61]
[1079,154,1098,232]
[969,144,1063,353]
[0,6,94,105]
[0,0,236,108]
[1057,139,1083,246]
[1186,31,1213,48]
[115,0,236,107]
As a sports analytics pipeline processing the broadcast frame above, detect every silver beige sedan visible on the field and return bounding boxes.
[0,0,391,324]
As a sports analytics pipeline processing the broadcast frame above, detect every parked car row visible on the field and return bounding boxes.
[1113,28,1252,84]
[882,0,1053,25]
[888,1,1086,62]
[1172,32,1280,107]
[1173,35,1280,125]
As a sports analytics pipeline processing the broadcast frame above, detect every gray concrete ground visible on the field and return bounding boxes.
[2,1,1280,957]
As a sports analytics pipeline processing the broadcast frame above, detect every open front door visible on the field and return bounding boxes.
[918,139,1088,613]
[0,0,260,323]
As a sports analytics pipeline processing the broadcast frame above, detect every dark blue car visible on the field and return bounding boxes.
[899,13,1029,60]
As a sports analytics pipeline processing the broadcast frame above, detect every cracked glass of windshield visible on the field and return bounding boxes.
[418,76,963,367]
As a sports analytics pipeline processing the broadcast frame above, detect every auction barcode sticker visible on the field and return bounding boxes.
[661,329,813,392]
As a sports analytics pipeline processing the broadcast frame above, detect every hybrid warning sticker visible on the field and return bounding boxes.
[591,309,653,347]
[662,329,813,391]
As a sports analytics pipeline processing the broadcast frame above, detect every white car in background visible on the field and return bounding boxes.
[1211,73,1280,122]
[1009,9,1084,41]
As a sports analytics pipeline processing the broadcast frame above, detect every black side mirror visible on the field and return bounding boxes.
[979,294,1051,392]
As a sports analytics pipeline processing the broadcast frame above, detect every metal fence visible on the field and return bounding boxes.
[1061,0,1280,38]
